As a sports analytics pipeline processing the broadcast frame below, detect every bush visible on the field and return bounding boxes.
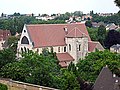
[0,83,8,90]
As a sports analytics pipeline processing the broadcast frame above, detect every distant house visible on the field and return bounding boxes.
[17,23,104,67]
[92,22,106,28]
[106,23,119,30]
[93,66,120,90]
[110,44,120,53]
[0,30,11,50]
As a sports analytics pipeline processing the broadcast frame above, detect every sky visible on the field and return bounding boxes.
[0,0,119,15]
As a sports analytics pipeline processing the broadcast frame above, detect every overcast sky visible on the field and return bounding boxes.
[0,0,119,15]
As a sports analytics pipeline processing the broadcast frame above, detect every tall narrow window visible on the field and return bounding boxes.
[21,48,23,53]
[79,44,81,51]
[64,47,66,52]
[24,47,27,52]
[69,44,71,51]
[58,47,60,52]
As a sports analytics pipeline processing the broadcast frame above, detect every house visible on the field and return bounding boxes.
[93,66,120,90]
[110,44,120,53]
[0,30,11,50]
[17,23,104,67]
[106,23,119,30]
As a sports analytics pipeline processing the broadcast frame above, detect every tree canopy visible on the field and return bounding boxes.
[77,50,120,83]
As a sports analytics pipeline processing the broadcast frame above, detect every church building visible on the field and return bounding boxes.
[17,23,104,67]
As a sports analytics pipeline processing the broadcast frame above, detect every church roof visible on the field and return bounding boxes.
[66,27,88,38]
[26,23,91,48]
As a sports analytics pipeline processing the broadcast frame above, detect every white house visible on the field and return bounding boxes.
[17,23,104,67]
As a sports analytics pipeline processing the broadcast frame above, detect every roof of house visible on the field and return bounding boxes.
[56,53,74,67]
[0,30,11,41]
[26,23,91,48]
[93,66,120,90]
[88,41,99,52]
[56,53,74,62]
[66,27,88,38]
[111,44,120,50]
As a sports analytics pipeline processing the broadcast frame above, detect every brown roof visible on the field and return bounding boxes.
[93,66,120,90]
[26,23,91,48]
[56,53,74,62]
[88,41,98,52]
[66,27,88,38]
[0,30,11,41]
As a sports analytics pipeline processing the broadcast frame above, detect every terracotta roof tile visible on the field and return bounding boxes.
[26,23,91,48]
[56,53,74,62]
[66,27,88,38]
[88,41,98,52]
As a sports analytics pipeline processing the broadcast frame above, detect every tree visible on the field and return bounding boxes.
[0,48,16,69]
[85,21,92,28]
[77,50,120,83]
[115,0,120,7]
[0,83,8,90]
[97,25,106,46]
[104,29,120,49]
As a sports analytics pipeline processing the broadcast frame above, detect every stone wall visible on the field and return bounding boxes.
[0,78,58,90]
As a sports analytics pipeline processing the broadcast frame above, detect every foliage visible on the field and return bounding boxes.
[77,50,120,83]
[97,25,106,46]
[85,21,92,28]
[87,27,98,41]
[59,69,80,90]
[104,30,120,49]
[0,83,8,90]
[7,36,19,53]
[0,48,16,69]
[115,0,120,7]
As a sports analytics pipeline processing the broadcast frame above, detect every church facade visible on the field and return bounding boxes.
[17,23,104,67]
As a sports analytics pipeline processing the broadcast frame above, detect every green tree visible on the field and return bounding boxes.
[97,25,106,46]
[115,0,120,7]
[85,21,92,28]
[0,48,16,69]
[77,50,120,83]
[0,83,8,90]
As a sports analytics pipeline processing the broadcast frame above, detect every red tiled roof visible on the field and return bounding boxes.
[88,41,98,52]
[59,62,67,68]
[0,30,11,41]
[26,23,91,48]
[66,27,88,38]
[56,53,74,62]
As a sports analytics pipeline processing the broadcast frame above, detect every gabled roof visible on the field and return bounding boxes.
[93,66,120,90]
[66,27,88,38]
[26,23,91,48]
[88,41,98,52]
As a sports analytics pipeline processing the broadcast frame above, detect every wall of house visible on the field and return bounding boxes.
[65,37,88,64]
[17,25,33,55]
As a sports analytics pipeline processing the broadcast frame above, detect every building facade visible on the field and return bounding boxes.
[17,23,104,67]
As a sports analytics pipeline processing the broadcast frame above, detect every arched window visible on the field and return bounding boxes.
[21,48,23,53]
[24,47,27,52]
[79,44,81,51]
[58,47,60,52]
[69,44,71,51]
[21,36,29,44]
[64,47,66,52]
